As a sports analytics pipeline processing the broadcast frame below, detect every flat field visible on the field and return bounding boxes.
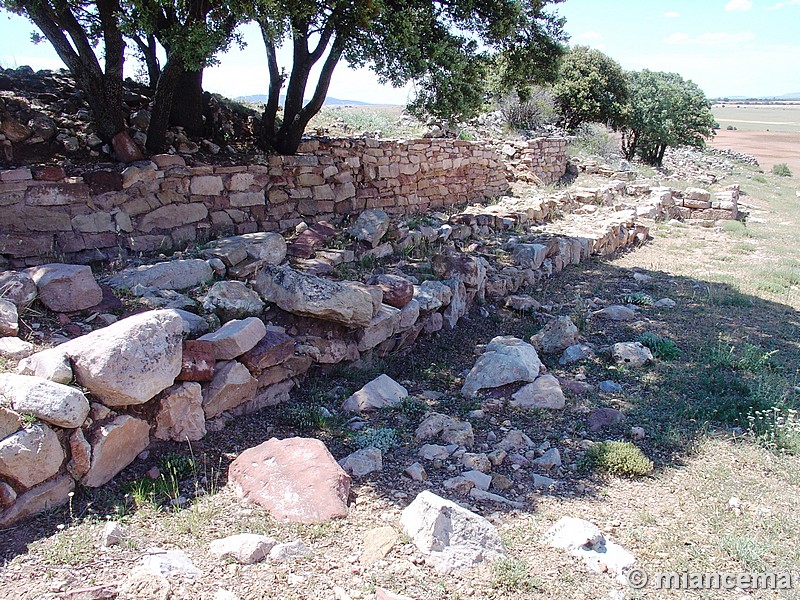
[711,103,800,176]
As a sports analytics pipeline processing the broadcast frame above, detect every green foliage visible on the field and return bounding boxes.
[747,407,800,454]
[772,163,792,177]
[499,86,557,132]
[621,291,654,306]
[353,427,400,452]
[491,557,540,591]
[567,122,620,161]
[639,332,680,360]
[284,404,330,431]
[124,452,195,507]
[396,397,428,421]
[584,441,654,477]
[621,70,716,166]
[554,46,629,131]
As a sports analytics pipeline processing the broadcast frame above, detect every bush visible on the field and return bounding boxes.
[621,291,654,306]
[568,122,620,162]
[500,87,557,131]
[353,427,400,452]
[585,441,653,477]
[772,163,792,177]
[747,407,800,454]
[639,332,680,360]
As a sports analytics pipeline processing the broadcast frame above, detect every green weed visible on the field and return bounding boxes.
[639,332,680,360]
[583,441,653,477]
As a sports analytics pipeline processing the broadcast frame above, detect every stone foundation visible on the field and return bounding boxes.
[0,137,568,267]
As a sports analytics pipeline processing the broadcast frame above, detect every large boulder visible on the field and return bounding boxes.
[0,423,64,489]
[400,490,506,573]
[461,336,543,398]
[342,374,408,413]
[0,373,89,428]
[107,259,213,292]
[63,310,183,406]
[229,437,350,523]
[27,263,103,313]
[254,265,376,328]
[530,316,579,354]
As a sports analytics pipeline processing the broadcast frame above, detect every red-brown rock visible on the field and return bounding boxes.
[177,340,215,382]
[286,221,337,258]
[365,274,414,308]
[111,131,144,163]
[239,330,294,374]
[228,437,350,523]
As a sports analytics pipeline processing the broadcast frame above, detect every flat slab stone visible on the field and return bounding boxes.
[201,360,258,419]
[154,382,207,442]
[198,317,267,361]
[108,259,213,291]
[0,337,34,360]
[0,474,74,527]
[239,331,294,373]
[510,374,565,410]
[228,437,350,523]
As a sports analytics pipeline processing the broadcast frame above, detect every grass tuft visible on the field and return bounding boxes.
[584,441,654,477]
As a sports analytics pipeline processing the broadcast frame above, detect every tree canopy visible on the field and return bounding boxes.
[553,45,628,131]
[621,69,716,166]
[254,0,568,154]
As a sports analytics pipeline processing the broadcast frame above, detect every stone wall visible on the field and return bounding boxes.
[0,137,568,268]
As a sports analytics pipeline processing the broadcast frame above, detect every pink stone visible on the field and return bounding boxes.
[228,437,350,523]
[111,131,144,162]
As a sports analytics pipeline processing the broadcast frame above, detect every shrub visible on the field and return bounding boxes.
[639,332,680,360]
[353,427,400,452]
[621,291,654,306]
[747,407,800,454]
[284,404,330,431]
[500,87,557,131]
[772,163,792,177]
[568,122,620,162]
[491,557,539,591]
[585,441,653,476]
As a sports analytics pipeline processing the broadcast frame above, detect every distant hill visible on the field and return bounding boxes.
[776,92,800,100]
[235,94,372,106]
[713,93,800,101]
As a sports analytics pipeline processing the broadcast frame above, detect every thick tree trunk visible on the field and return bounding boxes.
[170,69,206,136]
[146,59,184,153]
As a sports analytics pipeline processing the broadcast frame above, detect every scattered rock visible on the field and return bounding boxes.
[532,473,556,489]
[349,209,390,247]
[418,444,452,461]
[504,295,540,312]
[342,374,408,413]
[404,462,427,481]
[559,343,595,365]
[101,521,126,547]
[630,426,646,440]
[461,336,542,398]
[545,516,635,580]
[209,533,276,565]
[339,447,383,477]
[0,473,74,527]
[269,539,312,562]
[593,305,637,321]
[0,336,34,360]
[588,408,626,432]
[229,437,350,523]
[0,271,37,307]
[532,448,562,470]
[140,547,202,577]
[0,373,89,428]
[611,342,653,367]
[0,300,18,337]
[599,380,623,394]
[468,488,525,508]
[400,490,506,573]
[530,316,579,354]
[360,526,398,565]
[654,298,677,308]
[510,374,565,410]
[27,263,103,313]
[119,568,171,600]
[201,360,258,419]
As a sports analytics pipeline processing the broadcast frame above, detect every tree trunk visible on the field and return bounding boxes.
[170,69,206,136]
[146,59,184,153]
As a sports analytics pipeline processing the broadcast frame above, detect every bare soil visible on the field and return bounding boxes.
[709,130,800,176]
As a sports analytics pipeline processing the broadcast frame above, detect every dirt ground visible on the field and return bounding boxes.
[709,129,800,176]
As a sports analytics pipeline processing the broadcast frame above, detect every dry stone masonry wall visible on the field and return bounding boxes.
[0,137,568,268]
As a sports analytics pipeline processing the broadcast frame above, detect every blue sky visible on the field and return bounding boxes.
[1,0,798,103]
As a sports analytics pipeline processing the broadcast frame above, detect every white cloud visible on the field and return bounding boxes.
[769,0,800,8]
[663,11,681,18]
[725,0,753,11]
[664,31,755,46]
